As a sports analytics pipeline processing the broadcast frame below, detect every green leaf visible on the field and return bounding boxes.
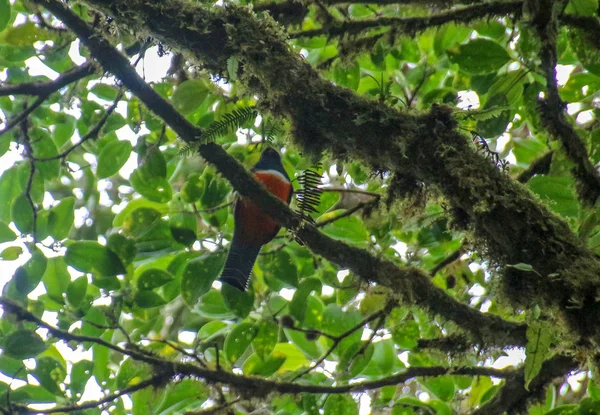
[70,360,94,398]
[134,290,167,308]
[30,129,59,180]
[423,376,456,402]
[369,339,396,375]
[139,147,167,180]
[0,167,21,223]
[116,358,151,389]
[566,0,598,16]
[66,276,88,307]
[528,176,580,218]
[169,211,197,246]
[107,233,137,267]
[508,263,535,272]
[32,357,66,396]
[181,254,225,307]
[322,304,363,355]
[198,320,229,341]
[0,354,27,380]
[122,207,162,239]
[48,197,75,240]
[103,113,126,134]
[289,278,322,323]
[260,250,298,288]
[113,197,168,227]
[90,84,119,100]
[242,352,286,376]
[11,193,34,234]
[42,258,70,304]
[0,246,22,260]
[181,173,204,203]
[477,94,511,138]
[322,216,369,245]
[524,322,553,390]
[224,322,258,365]
[53,115,76,147]
[447,38,511,74]
[222,283,254,318]
[0,221,15,243]
[324,394,359,415]
[271,343,309,373]
[252,320,279,360]
[196,290,235,319]
[64,241,126,277]
[171,80,208,114]
[339,341,374,378]
[137,268,174,290]
[16,249,47,295]
[392,320,420,350]
[199,168,230,209]
[3,330,47,360]
[97,140,132,178]
[0,0,10,33]
[332,59,360,91]
[130,169,172,203]
[284,327,321,359]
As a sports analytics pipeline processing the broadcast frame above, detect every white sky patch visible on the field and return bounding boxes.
[279,287,295,301]
[493,348,525,369]
[457,90,480,110]
[135,46,172,83]
[556,65,575,86]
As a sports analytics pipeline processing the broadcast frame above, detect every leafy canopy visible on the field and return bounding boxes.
[0,0,599,414]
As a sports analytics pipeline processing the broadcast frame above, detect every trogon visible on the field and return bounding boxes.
[219,148,293,291]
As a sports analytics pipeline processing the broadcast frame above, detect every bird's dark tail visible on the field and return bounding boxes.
[219,242,261,291]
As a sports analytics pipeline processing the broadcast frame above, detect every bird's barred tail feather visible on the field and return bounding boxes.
[219,243,261,291]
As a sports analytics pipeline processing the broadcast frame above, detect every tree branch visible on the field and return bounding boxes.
[0,297,159,365]
[33,0,527,349]
[559,14,600,52]
[529,0,600,204]
[473,354,577,415]
[289,0,523,38]
[20,374,171,414]
[516,151,553,183]
[1,296,518,404]
[0,62,95,97]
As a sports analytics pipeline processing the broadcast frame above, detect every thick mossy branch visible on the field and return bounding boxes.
[75,0,600,351]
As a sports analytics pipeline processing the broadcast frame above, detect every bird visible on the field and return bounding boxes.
[219,147,293,291]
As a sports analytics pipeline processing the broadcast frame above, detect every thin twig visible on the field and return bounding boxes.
[32,90,124,162]
[20,118,38,242]
[21,373,171,414]
[292,309,386,380]
[0,94,49,138]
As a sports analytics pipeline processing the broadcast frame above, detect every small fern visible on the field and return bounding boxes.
[260,122,281,143]
[179,106,258,156]
[295,164,323,222]
[205,106,258,142]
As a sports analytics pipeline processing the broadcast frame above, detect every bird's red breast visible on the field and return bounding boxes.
[234,170,292,246]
